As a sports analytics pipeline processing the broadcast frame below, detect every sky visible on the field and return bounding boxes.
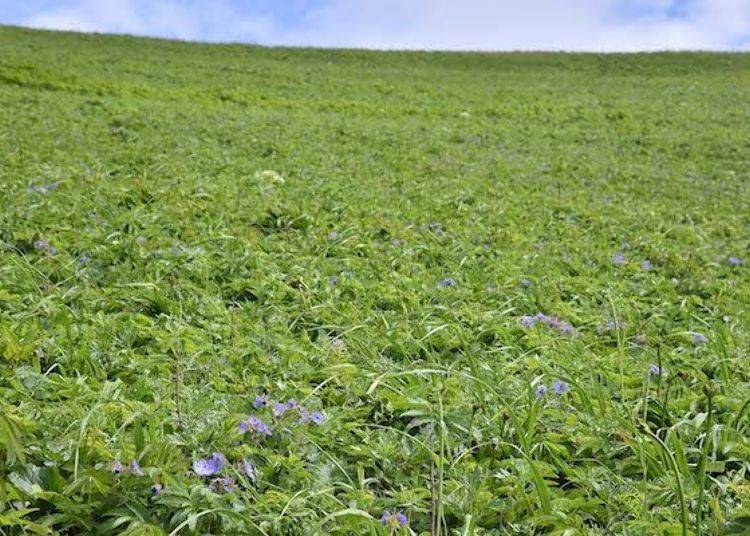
[1,0,749,51]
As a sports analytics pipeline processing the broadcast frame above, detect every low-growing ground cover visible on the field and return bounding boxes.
[0,26,749,534]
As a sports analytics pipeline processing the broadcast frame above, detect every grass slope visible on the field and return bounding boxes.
[1,25,750,535]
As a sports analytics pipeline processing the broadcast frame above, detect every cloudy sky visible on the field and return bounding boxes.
[1,0,748,51]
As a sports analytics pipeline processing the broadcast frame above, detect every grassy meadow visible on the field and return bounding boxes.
[1,25,750,534]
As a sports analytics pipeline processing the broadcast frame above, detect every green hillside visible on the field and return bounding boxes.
[1,25,749,534]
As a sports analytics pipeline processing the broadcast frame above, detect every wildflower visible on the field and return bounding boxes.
[252,394,268,408]
[520,278,532,288]
[131,460,144,476]
[240,459,255,480]
[520,315,537,328]
[380,510,408,527]
[727,256,743,266]
[113,459,123,473]
[641,260,653,271]
[273,400,290,417]
[209,476,236,494]
[33,239,49,251]
[150,483,162,495]
[48,246,58,256]
[437,278,456,288]
[557,322,574,336]
[241,415,272,436]
[534,312,549,324]
[192,452,226,476]
[78,254,91,265]
[310,411,325,425]
[327,231,339,241]
[535,384,548,399]
[328,275,339,286]
[553,379,569,395]
[648,364,665,376]
[612,251,625,265]
[693,333,708,345]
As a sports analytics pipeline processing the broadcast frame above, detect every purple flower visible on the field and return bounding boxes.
[131,460,144,476]
[78,254,91,265]
[557,322,574,336]
[649,364,664,376]
[534,312,549,323]
[552,379,569,395]
[310,411,325,425]
[241,415,272,436]
[520,315,537,328]
[273,401,289,417]
[209,476,236,494]
[535,384,548,399]
[33,239,50,251]
[380,511,390,526]
[113,459,123,473]
[48,246,58,256]
[286,399,298,409]
[381,510,408,527]
[693,333,708,345]
[612,251,625,265]
[395,512,408,526]
[327,231,339,241]
[520,278,532,288]
[437,278,456,289]
[328,275,339,286]
[641,260,653,271]
[240,459,255,480]
[727,256,743,266]
[252,394,268,408]
[193,452,226,476]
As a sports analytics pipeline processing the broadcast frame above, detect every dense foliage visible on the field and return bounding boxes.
[1,26,749,534]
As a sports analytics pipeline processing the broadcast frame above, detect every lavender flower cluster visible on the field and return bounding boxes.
[191,452,256,494]
[535,379,570,399]
[519,313,575,335]
[380,510,408,528]
[242,395,326,437]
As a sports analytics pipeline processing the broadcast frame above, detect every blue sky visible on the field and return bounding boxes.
[1,1,748,51]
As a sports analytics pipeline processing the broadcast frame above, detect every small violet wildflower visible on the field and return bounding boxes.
[553,379,570,395]
[693,333,708,345]
[380,510,408,527]
[240,459,255,480]
[641,260,653,271]
[131,460,144,476]
[209,476,236,494]
[648,364,665,377]
[437,278,456,289]
[113,459,123,473]
[535,384,548,399]
[252,394,268,408]
[520,278,532,288]
[192,452,226,476]
[612,251,625,265]
[727,256,743,266]
[240,415,272,437]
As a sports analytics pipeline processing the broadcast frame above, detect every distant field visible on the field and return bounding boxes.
[1,25,749,534]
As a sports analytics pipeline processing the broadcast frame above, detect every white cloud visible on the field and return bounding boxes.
[19,0,750,51]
